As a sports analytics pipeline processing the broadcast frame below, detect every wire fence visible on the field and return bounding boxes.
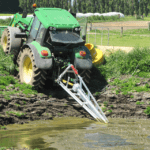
[85,25,150,46]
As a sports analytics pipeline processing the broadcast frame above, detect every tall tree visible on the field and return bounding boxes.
[109,0,113,12]
[129,0,134,16]
[63,0,68,10]
[95,0,100,13]
[100,0,105,13]
[139,0,144,16]
[134,0,139,15]
[77,0,82,12]
[124,0,129,15]
[85,0,92,13]
[115,0,120,12]
[90,0,95,13]
[119,0,124,13]
[49,0,54,8]
[68,0,71,10]
[105,0,109,13]
[143,0,149,17]
[35,0,40,8]
[73,0,77,13]
[81,0,86,13]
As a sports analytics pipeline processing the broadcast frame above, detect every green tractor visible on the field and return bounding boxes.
[1,5,92,90]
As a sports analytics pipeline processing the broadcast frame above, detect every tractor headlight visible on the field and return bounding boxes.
[75,27,81,31]
[49,27,56,31]
[53,27,56,30]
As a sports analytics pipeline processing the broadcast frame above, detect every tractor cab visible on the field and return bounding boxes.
[26,7,86,52]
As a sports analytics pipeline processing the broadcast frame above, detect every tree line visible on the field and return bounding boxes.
[0,0,150,17]
[19,0,150,17]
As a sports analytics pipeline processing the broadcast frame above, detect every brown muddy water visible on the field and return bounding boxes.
[0,117,150,150]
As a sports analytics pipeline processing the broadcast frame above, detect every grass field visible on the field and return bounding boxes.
[87,28,150,47]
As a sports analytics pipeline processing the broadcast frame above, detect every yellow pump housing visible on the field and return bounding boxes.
[85,43,104,66]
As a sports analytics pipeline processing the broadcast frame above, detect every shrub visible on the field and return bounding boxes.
[144,107,150,116]
[110,105,114,108]
[102,107,107,112]
[108,109,112,113]
[103,101,108,107]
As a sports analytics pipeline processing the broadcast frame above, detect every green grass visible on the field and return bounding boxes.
[15,103,20,107]
[109,77,150,95]
[0,148,40,150]
[136,101,144,105]
[87,28,150,47]
[78,13,150,23]
[110,105,114,108]
[96,45,150,95]
[57,113,63,116]
[107,109,112,113]
[0,45,38,99]
[95,92,101,96]
[98,46,150,79]
[0,125,6,130]
[103,101,108,107]
[0,18,11,26]
[144,107,150,116]
[5,111,25,117]
[102,107,107,112]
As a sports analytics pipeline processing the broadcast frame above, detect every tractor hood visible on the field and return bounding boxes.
[35,8,80,29]
[49,30,84,44]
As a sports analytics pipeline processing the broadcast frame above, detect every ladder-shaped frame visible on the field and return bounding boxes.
[56,64,109,123]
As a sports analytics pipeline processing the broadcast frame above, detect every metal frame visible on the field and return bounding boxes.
[56,64,108,123]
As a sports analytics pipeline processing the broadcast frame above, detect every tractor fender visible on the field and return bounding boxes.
[74,46,93,70]
[22,43,53,70]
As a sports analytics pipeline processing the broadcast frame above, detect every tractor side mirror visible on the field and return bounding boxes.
[22,10,27,18]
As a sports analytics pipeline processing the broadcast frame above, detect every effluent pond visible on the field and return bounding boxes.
[0,117,150,150]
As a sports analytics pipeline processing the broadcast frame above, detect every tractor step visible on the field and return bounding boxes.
[56,64,108,123]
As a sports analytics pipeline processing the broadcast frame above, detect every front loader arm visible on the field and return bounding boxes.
[9,13,33,31]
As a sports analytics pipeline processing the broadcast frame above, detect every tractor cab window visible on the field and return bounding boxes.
[37,24,44,39]
[49,30,83,44]
[29,16,40,40]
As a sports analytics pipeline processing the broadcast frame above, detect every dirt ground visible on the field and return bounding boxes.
[87,21,150,30]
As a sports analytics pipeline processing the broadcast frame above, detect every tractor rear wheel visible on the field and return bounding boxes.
[78,69,91,84]
[1,27,22,64]
[17,48,47,90]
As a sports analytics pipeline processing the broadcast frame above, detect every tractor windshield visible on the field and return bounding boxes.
[49,30,83,44]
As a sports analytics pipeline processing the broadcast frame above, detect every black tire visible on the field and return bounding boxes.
[1,27,22,64]
[17,47,47,90]
[78,69,91,84]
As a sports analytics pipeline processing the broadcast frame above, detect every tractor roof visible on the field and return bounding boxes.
[34,8,80,29]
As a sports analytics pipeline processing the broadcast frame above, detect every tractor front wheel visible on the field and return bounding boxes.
[17,48,47,90]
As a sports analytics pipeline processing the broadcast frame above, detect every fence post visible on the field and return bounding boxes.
[88,28,89,43]
[108,28,109,46]
[121,27,123,36]
[101,28,103,46]
[148,23,150,31]
[90,22,92,31]
[95,28,96,45]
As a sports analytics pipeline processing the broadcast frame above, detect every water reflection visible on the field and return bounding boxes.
[84,132,134,148]
[0,117,150,150]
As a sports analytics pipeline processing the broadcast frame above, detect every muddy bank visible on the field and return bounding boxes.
[1,73,150,127]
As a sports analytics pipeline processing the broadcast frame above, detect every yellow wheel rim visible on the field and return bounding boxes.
[3,36,7,50]
[23,56,33,83]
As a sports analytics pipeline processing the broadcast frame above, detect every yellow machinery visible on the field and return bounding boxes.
[85,43,104,66]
